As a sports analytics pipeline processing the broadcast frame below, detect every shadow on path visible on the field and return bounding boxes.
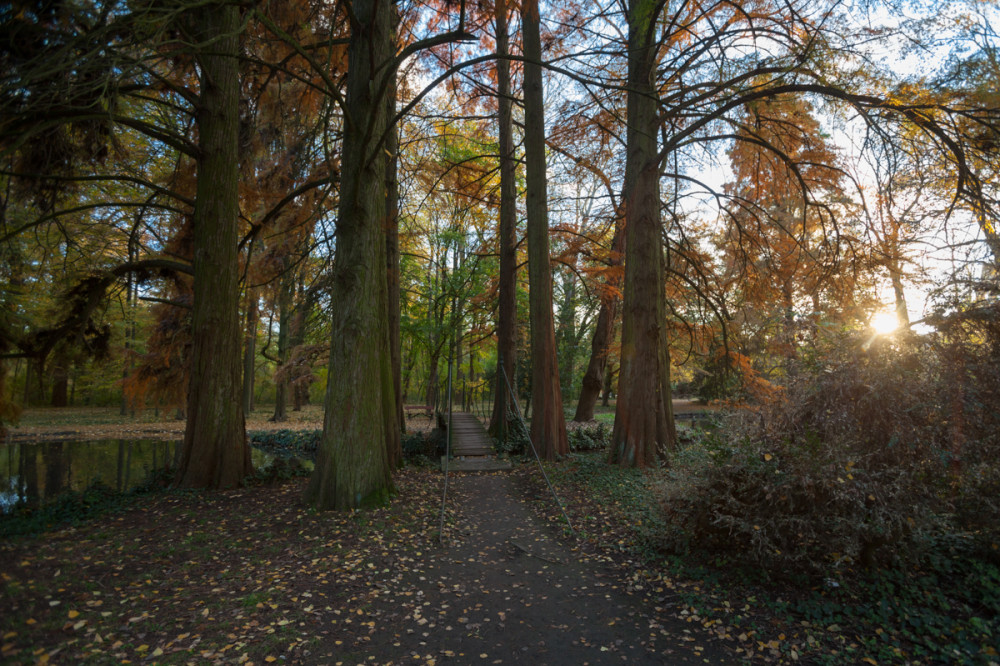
[356,472,736,665]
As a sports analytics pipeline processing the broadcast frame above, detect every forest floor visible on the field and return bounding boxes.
[7,405,980,664]
[3,399,716,442]
[1,458,745,665]
[5,404,331,443]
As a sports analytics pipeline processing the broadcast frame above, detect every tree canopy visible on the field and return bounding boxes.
[1,0,998,499]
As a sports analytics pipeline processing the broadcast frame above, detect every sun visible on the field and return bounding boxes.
[870,310,899,335]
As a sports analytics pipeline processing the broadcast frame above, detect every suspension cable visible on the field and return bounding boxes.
[438,335,455,545]
[498,356,575,534]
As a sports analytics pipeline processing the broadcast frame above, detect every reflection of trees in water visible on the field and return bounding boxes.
[45,442,68,500]
[1,440,180,512]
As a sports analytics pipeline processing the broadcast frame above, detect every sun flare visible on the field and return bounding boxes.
[870,310,899,335]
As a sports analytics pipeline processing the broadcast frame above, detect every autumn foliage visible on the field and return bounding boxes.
[661,311,1000,573]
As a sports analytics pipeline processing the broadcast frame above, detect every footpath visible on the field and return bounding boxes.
[339,472,735,665]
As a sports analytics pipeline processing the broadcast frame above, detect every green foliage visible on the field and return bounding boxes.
[248,429,320,459]
[401,431,444,463]
[567,421,610,452]
[247,456,311,486]
[492,416,529,455]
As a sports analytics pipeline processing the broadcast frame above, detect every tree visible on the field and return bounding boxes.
[609,0,674,467]
[522,0,568,459]
[488,0,520,442]
[173,2,250,488]
[304,0,397,509]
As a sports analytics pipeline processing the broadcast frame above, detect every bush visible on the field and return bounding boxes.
[402,431,444,461]
[492,418,529,456]
[248,429,320,459]
[661,323,1000,575]
[568,421,611,452]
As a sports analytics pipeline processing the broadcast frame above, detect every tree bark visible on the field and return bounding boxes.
[243,289,258,415]
[272,260,293,422]
[574,216,624,421]
[385,17,405,458]
[290,277,310,411]
[304,0,395,509]
[174,3,251,489]
[522,0,568,460]
[611,0,675,467]
[489,0,519,442]
[889,258,910,329]
[50,351,68,407]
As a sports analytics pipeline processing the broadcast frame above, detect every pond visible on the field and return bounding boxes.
[0,440,310,514]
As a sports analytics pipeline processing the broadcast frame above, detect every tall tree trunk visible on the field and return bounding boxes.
[522,0,568,460]
[426,346,440,411]
[120,240,135,416]
[290,277,310,411]
[574,219,624,421]
[385,19,405,455]
[50,351,68,407]
[243,289,258,415]
[272,261,293,422]
[556,266,577,399]
[24,357,43,407]
[174,3,251,489]
[489,0,519,441]
[402,348,416,402]
[304,0,395,510]
[889,258,910,329]
[611,0,675,467]
[601,361,614,407]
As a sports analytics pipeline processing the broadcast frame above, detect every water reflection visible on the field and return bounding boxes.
[0,440,307,513]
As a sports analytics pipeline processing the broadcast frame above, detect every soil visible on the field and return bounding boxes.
[0,464,738,665]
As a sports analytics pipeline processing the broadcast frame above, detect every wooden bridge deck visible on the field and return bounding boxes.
[442,412,513,472]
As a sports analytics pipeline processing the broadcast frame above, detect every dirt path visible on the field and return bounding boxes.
[331,472,734,664]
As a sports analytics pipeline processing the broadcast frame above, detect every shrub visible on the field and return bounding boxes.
[248,429,320,459]
[402,431,444,461]
[493,418,529,456]
[568,421,611,452]
[660,323,1000,575]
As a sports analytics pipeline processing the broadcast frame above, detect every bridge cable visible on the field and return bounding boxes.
[438,321,456,545]
[498,356,575,534]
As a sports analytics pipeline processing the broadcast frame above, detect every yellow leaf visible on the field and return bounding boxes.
[67,610,80,619]
[862,658,878,665]
[764,453,773,461]
[265,657,277,663]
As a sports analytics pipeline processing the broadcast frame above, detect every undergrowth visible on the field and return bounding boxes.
[0,469,173,539]
[544,449,1000,664]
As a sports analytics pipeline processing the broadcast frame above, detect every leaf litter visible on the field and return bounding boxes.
[1,462,744,664]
